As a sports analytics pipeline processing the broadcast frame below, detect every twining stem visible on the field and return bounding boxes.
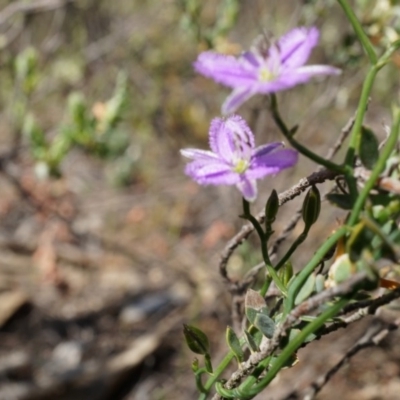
[269,94,346,174]
[284,226,349,315]
[336,0,377,65]
[347,107,400,226]
[246,298,349,397]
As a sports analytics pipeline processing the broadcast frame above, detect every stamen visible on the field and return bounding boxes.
[258,67,273,82]
[233,159,249,173]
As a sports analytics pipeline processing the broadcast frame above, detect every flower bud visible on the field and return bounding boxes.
[302,185,321,229]
[183,324,210,355]
[265,189,279,225]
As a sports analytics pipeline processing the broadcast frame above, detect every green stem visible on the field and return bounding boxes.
[242,198,287,294]
[199,352,235,400]
[269,94,345,174]
[265,264,287,296]
[284,226,349,315]
[195,368,208,394]
[260,275,272,297]
[337,0,377,64]
[247,298,349,397]
[344,65,379,167]
[274,228,309,272]
[236,357,271,396]
[242,199,270,265]
[347,106,400,226]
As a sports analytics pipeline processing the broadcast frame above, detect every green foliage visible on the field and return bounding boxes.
[19,66,130,179]
[226,327,244,363]
[359,126,379,169]
[179,0,239,47]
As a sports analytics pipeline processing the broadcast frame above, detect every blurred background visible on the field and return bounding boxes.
[0,0,400,399]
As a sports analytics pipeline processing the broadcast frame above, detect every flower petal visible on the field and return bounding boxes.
[209,117,236,163]
[252,142,284,158]
[184,159,239,185]
[194,51,256,88]
[225,114,255,150]
[180,148,220,161]
[241,51,262,67]
[256,64,341,93]
[247,149,298,179]
[209,115,255,162]
[277,26,319,68]
[222,86,255,115]
[236,177,258,202]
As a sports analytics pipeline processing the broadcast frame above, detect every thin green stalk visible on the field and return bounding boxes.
[337,0,377,64]
[347,106,400,226]
[269,95,345,173]
[242,199,286,293]
[247,298,349,397]
[235,357,271,396]
[274,228,309,272]
[260,275,272,297]
[344,65,379,167]
[265,264,287,296]
[284,226,348,315]
[199,351,235,400]
[242,199,270,265]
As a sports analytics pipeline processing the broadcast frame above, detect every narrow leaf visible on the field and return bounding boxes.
[360,126,379,169]
[226,326,244,362]
[204,354,213,374]
[245,289,268,324]
[278,261,293,287]
[294,273,316,305]
[244,330,259,352]
[254,313,275,338]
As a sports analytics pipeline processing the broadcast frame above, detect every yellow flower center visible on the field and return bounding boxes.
[233,159,249,174]
[258,67,274,82]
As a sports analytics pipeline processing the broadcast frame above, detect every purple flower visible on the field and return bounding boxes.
[180,115,298,202]
[194,27,341,115]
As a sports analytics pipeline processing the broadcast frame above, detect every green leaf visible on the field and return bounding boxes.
[254,313,275,338]
[245,289,268,324]
[315,274,325,293]
[183,324,210,355]
[294,273,316,305]
[226,326,244,362]
[326,193,353,210]
[244,330,259,353]
[360,126,379,169]
[278,261,293,287]
[204,354,213,374]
